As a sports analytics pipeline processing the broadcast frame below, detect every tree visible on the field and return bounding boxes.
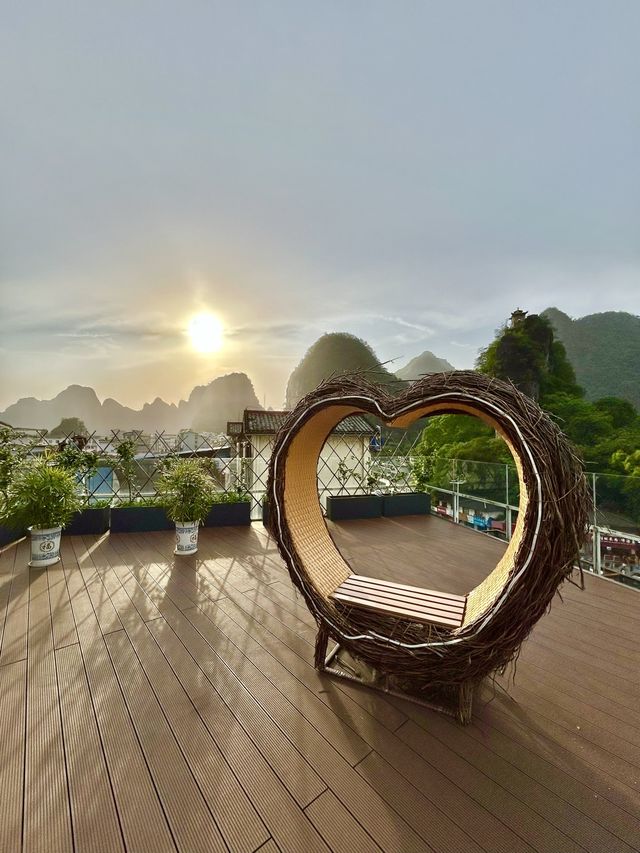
[412,414,512,501]
[612,449,640,479]
[542,393,612,448]
[48,417,89,438]
[593,397,637,430]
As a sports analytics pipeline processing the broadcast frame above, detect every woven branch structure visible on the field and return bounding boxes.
[267,371,590,720]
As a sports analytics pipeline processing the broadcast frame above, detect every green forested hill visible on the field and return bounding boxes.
[285,333,400,408]
[543,308,640,408]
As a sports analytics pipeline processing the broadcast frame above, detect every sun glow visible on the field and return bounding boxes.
[187,312,224,353]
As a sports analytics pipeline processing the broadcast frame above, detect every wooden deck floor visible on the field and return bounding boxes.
[1,516,638,853]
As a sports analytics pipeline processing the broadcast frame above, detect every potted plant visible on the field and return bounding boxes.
[2,455,81,566]
[204,490,251,527]
[156,458,216,554]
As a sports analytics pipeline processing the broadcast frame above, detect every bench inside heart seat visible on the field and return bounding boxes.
[330,573,466,629]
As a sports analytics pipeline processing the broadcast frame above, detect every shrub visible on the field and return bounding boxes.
[156,458,216,523]
[3,456,82,530]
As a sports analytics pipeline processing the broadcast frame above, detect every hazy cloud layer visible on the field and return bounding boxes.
[2,2,639,410]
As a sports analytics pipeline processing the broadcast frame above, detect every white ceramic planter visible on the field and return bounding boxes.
[29,526,62,567]
[174,520,199,555]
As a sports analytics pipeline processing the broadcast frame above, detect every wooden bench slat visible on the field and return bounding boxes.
[331,574,466,629]
[340,576,466,610]
[338,579,465,613]
[348,574,466,605]
[332,591,463,628]
[336,584,465,617]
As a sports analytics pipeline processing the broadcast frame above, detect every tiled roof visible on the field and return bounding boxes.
[243,409,374,435]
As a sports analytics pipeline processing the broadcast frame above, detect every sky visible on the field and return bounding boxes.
[1,1,639,411]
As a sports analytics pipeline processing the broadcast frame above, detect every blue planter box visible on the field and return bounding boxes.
[0,520,27,548]
[64,506,111,536]
[326,495,383,521]
[204,502,251,527]
[110,506,172,533]
[382,492,431,517]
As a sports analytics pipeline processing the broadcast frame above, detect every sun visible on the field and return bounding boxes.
[187,312,224,353]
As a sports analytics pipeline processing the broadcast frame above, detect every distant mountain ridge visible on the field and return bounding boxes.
[395,351,455,380]
[285,333,457,408]
[0,373,261,434]
[543,308,640,408]
[3,336,459,432]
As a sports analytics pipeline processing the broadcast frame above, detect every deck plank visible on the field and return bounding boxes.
[217,581,408,733]
[46,562,78,650]
[305,790,385,853]
[104,629,229,853]
[83,548,271,853]
[24,567,73,853]
[0,539,30,665]
[0,659,27,852]
[59,539,176,853]
[0,540,18,652]
[55,643,124,853]
[402,696,640,851]
[146,616,330,852]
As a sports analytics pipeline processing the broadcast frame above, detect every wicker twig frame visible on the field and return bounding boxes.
[267,371,590,697]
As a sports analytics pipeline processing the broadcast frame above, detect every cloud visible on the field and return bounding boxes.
[227,322,305,342]
[449,340,478,349]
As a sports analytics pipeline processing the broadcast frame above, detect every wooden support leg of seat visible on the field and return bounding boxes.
[314,622,330,670]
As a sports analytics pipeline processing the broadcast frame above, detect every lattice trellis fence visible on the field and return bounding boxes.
[3,422,638,585]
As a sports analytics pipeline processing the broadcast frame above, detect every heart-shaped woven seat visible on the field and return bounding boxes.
[267,371,589,722]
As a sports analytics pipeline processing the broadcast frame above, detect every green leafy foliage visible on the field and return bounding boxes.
[0,428,33,503]
[612,449,640,479]
[113,497,164,508]
[53,442,99,478]
[156,458,216,523]
[2,455,82,530]
[412,414,513,502]
[593,397,638,430]
[210,490,250,504]
[114,439,137,503]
